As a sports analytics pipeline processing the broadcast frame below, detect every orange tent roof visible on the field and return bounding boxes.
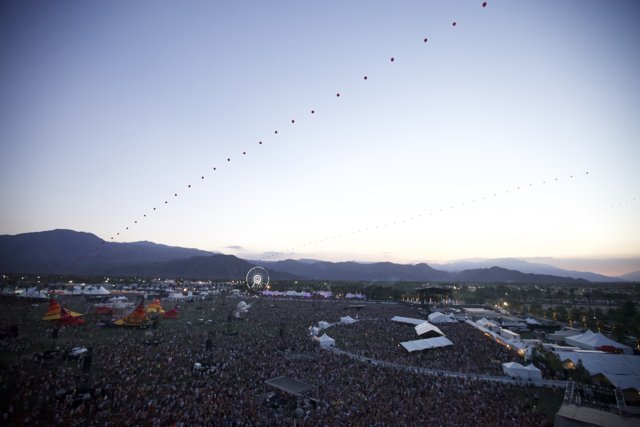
[42,299,83,321]
[163,307,179,319]
[58,307,86,325]
[146,299,165,313]
[114,300,150,326]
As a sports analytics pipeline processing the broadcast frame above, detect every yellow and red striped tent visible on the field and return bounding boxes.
[146,299,165,313]
[113,300,151,326]
[42,299,83,321]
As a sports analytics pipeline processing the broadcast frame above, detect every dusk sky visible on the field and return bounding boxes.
[1,1,639,276]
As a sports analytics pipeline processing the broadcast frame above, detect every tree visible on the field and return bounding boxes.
[621,301,637,323]
[569,359,592,384]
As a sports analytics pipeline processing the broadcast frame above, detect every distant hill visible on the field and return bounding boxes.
[451,266,588,284]
[261,259,450,282]
[0,229,214,275]
[0,229,597,283]
[432,258,620,282]
[107,254,297,281]
[260,259,588,284]
[620,270,640,282]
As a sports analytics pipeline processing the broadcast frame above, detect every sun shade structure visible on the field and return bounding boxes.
[391,316,425,325]
[401,337,453,352]
[265,376,314,397]
[42,299,83,320]
[414,322,445,337]
[340,316,357,324]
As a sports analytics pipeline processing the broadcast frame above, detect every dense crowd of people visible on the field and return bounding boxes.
[0,295,554,426]
[327,318,522,375]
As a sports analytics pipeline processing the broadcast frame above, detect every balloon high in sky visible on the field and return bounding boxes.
[1,1,639,273]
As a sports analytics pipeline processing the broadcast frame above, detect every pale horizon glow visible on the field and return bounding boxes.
[1,1,639,276]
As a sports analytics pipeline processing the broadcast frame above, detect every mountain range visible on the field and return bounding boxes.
[0,229,631,283]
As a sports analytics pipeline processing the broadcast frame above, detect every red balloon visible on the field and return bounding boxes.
[143,214,146,217]
[243,151,246,155]
[165,201,168,203]
[153,207,156,210]
[482,2,487,7]
[134,220,137,223]
[311,110,315,114]
[336,93,340,97]
[364,76,368,80]
[452,22,457,26]
[258,141,263,144]
[227,158,231,161]
[291,119,295,123]
[188,184,191,188]
[201,176,204,179]
[274,130,278,134]
[423,38,428,43]
[390,57,395,62]
[126,227,128,230]
[174,193,177,196]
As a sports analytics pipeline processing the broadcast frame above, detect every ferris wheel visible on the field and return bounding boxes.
[246,266,269,289]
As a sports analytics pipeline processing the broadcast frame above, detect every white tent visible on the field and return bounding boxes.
[22,287,49,299]
[500,328,520,342]
[318,333,335,348]
[401,336,453,352]
[503,362,542,381]
[476,317,500,332]
[83,285,111,295]
[415,322,445,337]
[345,293,365,299]
[428,312,457,324]
[565,330,633,355]
[391,316,425,326]
[524,364,543,381]
[167,292,187,301]
[556,351,640,390]
[340,316,357,325]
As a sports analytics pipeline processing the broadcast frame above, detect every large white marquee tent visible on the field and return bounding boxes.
[415,322,445,337]
[401,337,453,353]
[391,316,426,326]
[565,330,633,355]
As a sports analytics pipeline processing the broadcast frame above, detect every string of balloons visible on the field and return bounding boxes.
[105,1,492,243]
[78,2,618,269]
[552,194,638,228]
[257,171,593,261]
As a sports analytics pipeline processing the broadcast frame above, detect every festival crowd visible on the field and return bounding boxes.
[0,296,553,426]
